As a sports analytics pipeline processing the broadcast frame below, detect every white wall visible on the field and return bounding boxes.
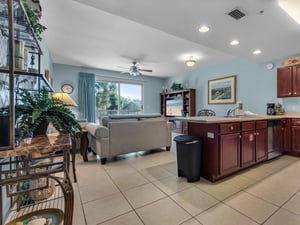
[39,35,53,75]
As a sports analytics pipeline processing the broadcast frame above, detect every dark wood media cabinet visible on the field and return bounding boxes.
[160,89,196,133]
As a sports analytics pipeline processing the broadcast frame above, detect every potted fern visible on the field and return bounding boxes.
[16,88,81,142]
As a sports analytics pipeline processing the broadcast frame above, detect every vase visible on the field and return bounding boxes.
[33,119,49,136]
[0,114,10,146]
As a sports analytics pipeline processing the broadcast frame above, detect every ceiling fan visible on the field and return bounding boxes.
[120,61,152,76]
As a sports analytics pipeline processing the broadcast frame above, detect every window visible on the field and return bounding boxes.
[95,81,143,117]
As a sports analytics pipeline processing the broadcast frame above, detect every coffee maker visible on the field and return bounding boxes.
[267,103,276,115]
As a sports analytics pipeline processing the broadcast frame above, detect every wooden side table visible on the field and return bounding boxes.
[70,130,89,182]
[79,130,89,162]
[0,134,74,225]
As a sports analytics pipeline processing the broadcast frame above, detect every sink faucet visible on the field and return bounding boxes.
[226,102,243,117]
[226,107,238,117]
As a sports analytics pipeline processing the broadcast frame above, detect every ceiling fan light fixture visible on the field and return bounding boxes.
[186,56,196,67]
[131,71,141,76]
[278,0,300,25]
[129,68,141,76]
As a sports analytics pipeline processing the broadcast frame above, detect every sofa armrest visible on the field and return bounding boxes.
[85,123,109,138]
[167,121,174,132]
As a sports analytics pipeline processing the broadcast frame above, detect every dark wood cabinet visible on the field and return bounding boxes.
[241,122,256,168]
[160,89,195,117]
[220,132,241,175]
[277,65,300,97]
[219,122,241,175]
[241,121,267,166]
[291,126,300,151]
[161,89,195,133]
[293,65,300,95]
[282,119,291,152]
[282,119,300,157]
[188,120,269,182]
[277,66,293,97]
[291,119,300,153]
[255,121,268,162]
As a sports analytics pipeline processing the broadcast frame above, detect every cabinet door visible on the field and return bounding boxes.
[241,131,256,168]
[293,65,300,96]
[277,66,292,97]
[220,133,241,176]
[282,119,291,152]
[256,128,268,162]
[291,126,300,152]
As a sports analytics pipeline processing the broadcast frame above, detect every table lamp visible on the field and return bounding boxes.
[52,92,78,107]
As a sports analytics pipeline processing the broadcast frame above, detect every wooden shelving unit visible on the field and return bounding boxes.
[160,89,196,133]
[0,1,74,224]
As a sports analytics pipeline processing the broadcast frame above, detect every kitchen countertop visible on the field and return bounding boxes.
[172,112,300,124]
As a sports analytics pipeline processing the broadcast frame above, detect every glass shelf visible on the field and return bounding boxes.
[0,0,42,53]
[0,71,54,92]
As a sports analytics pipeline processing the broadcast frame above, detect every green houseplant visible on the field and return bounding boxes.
[170,82,183,91]
[22,0,46,41]
[16,88,81,141]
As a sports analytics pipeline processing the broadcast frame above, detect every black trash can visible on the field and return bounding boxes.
[174,135,202,182]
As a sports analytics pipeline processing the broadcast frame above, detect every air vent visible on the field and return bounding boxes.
[227,8,246,20]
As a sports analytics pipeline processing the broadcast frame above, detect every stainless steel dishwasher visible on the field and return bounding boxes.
[267,120,283,160]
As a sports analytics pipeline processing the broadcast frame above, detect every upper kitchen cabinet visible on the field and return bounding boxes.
[277,64,300,97]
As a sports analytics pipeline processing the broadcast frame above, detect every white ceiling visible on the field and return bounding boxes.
[39,0,300,78]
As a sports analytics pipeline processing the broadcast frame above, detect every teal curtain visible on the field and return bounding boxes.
[78,73,96,122]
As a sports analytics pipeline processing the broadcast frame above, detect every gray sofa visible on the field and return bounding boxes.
[85,115,173,164]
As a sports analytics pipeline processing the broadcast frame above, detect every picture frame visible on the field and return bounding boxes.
[45,69,53,86]
[208,75,236,104]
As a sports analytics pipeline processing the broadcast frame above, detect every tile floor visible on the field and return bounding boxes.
[71,136,300,225]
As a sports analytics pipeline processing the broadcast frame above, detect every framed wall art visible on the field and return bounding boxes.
[208,75,236,104]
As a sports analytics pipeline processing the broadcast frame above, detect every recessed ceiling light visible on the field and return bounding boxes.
[230,40,240,46]
[199,25,210,33]
[253,49,262,55]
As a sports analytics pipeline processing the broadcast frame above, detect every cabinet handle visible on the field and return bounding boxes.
[289,92,292,95]
[230,126,234,130]
[256,132,260,135]
[297,121,300,124]
[294,92,297,95]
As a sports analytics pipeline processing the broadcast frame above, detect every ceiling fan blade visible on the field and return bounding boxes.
[139,69,152,72]
[117,66,130,69]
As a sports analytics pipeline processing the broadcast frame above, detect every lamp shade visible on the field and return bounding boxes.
[52,93,78,107]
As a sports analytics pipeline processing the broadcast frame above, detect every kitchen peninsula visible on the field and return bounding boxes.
[175,113,300,182]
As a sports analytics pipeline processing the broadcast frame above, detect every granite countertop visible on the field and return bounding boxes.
[0,134,71,158]
[173,112,300,124]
